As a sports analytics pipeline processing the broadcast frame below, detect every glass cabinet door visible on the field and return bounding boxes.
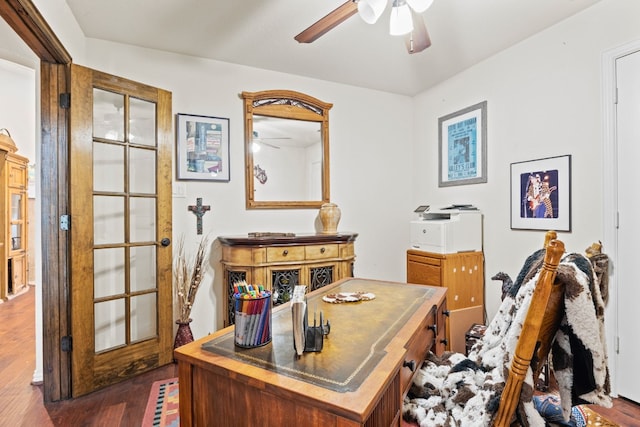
[10,192,23,251]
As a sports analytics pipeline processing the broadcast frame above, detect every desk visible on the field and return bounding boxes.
[174,278,447,427]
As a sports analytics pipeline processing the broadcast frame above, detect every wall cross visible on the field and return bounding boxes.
[188,197,211,235]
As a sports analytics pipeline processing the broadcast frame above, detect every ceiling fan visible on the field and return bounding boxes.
[252,131,291,150]
[295,0,433,54]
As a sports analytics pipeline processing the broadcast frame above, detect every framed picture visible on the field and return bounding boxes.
[438,101,487,187]
[510,154,572,231]
[176,113,230,181]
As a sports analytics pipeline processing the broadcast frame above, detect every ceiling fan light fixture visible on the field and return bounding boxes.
[389,1,413,36]
[357,0,387,24]
[406,0,434,13]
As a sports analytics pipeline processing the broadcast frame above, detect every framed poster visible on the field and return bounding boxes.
[510,154,572,231]
[176,113,230,181]
[438,101,487,187]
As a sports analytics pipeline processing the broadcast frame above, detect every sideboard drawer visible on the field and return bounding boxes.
[266,246,305,262]
[306,244,338,260]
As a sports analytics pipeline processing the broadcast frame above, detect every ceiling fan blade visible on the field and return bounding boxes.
[404,13,431,54]
[258,141,281,149]
[295,1,358,44]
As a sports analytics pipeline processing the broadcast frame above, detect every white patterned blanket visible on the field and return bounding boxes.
[402,250,611,427]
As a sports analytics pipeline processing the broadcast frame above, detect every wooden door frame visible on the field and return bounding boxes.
[0,0,72,401]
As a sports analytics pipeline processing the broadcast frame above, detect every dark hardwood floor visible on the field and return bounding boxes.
[0,286,177,427]
[1,285,639,426]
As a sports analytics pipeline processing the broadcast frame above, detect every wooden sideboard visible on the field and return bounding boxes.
[407,249,484,353]
[175,278,447,427]
[219,233,357,326]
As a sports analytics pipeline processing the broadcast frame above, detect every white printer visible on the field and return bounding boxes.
[410,208,483,254]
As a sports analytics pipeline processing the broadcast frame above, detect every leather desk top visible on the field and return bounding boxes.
[202,278,438,392]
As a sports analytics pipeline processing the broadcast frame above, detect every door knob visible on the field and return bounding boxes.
[160,238,171,247]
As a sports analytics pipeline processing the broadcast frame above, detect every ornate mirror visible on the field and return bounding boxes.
[241,90,332,209]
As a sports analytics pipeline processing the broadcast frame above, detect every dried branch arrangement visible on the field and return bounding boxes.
[174,235,210,323]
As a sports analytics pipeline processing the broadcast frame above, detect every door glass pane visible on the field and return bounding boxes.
[93,89,124,141]
[130,197,156,242]
[129,147,156,194]
[130,245,156,292]
[129,97,156,147]
[94,248,125,298]
[94,195,125,244]
[95,298,126,352]
[131,293,157,342]
[94,142,124,192]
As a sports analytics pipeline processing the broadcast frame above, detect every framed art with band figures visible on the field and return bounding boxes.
[438,101,487,187]
[510,154,572,231]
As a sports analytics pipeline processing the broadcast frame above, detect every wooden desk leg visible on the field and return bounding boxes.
[178,361,194,427]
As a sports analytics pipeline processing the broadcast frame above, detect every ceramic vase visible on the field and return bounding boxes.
[174,319,194,349]
[319,203,341,234]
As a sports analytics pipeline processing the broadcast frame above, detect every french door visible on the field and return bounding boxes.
[69,64,173,396]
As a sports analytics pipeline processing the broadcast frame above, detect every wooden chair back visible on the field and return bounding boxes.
[493,231,565,427]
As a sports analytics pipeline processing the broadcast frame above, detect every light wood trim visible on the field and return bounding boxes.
[242,90,334,112]
[241,90,332,209]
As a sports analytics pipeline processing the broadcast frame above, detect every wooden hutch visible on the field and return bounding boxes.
[0,130,29,300]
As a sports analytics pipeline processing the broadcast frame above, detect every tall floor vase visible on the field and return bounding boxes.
[174,319,194,349]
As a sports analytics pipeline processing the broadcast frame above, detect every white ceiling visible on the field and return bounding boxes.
[4,1,602,96]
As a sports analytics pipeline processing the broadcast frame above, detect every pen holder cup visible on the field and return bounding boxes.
[234,292,272,348]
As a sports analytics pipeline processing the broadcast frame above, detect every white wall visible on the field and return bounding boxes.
[0,59,36,161]
[412,0,640,321]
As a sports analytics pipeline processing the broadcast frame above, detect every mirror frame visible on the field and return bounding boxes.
[241,90,332,209]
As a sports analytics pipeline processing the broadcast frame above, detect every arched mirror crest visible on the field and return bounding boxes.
[241,90,332,209]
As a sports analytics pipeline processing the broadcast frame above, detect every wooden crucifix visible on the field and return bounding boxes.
[188,197,210,235]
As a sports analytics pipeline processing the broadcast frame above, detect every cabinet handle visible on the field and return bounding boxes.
[282,249,288,256]
[403,359,416,372]
[443,310,450,317]
[428,324,437,334]
[440,338,448,346]
[320,247,325,254]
